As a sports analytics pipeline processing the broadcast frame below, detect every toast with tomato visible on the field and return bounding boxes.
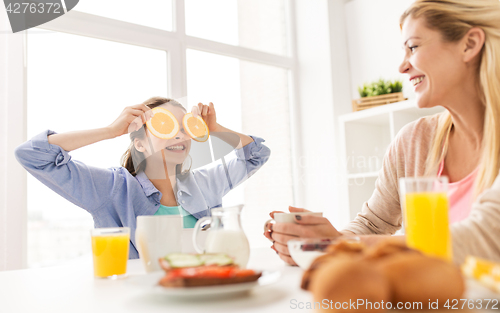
[159,266,262,287]
[158,253,261,287]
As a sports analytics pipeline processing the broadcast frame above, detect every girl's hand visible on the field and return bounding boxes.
[192,102,219,132]
[107,104,152,138]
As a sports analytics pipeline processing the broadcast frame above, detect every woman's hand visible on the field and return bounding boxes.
[264,206,342,266]
[107,104,152,138]
[192,102,219,132]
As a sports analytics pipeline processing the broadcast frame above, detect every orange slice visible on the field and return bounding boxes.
[182,113,209,142]
[462,256,500,293]
[146,107,179,139]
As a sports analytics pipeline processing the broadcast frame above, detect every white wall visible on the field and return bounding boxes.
[344,0,415,100]
[293,0,339,224]
[321,0,418,227]
[292,0,411,228]
[327,0,354,228]
[293,0,414,229]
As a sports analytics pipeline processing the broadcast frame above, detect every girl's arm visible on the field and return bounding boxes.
[48,127,114,152]
[14,104,152,213]
[48,104,151,151]
[15,130,118,213]
[193,102,253,149]
[211,124,253,150]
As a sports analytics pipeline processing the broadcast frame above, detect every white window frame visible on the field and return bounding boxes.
[1,8,28,271]
[0,0,303,270]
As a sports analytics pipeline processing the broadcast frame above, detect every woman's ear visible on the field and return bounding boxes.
[134,138,146,153]
[463,27,485,63]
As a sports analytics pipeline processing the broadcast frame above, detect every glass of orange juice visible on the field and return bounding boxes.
[91,227,130,279]
[399,177,452,261]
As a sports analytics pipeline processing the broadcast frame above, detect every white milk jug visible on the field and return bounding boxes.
[193,205,250,267]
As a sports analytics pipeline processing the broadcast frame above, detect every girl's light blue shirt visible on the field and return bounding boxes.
[15,130,271,259]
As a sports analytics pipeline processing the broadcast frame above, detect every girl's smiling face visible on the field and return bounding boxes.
[137,104,192,166]
[399,17,466,108]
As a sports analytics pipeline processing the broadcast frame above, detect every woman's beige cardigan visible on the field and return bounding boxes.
[343,114,500,264]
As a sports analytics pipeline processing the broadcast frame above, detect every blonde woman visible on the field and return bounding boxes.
[266,0,500,265]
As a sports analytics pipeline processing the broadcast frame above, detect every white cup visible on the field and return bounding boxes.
[264,212,323,231]
[135,215,183,272]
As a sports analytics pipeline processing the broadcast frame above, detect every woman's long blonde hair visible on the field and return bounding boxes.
[401,0,500,197]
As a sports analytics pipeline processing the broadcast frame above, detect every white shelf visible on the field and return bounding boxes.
[338,99,443,123]
[347,171,379,179]
[338,99,446,224]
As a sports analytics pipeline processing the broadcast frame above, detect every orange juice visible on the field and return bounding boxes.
[91,232,130,278]
[404,192,452,261]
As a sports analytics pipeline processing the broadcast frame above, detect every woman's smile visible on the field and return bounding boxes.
[410,75,425,89]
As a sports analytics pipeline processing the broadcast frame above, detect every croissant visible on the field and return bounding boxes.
[302,238,465,311]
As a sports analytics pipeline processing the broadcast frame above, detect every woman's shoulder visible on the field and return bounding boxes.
[395,113,441,146]
[388,113,441,175]
[396,113,441,140]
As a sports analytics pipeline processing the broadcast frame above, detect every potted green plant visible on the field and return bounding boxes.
[353,79,405,111]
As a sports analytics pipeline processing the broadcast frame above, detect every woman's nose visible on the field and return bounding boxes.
[399,56,411,74]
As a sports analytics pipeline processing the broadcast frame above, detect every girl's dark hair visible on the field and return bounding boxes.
[120,97,186,176]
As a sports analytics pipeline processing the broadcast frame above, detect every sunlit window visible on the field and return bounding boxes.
[25,0,293,267]
[239,61,294,248]
[74,0,173,31]
[27,30,168,267]
[187,49,293,248]
[186,49,244,209]
[185,0,288,56]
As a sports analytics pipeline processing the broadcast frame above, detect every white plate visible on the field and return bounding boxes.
[127,270,281,298]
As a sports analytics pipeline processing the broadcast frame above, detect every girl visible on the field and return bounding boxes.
[266,0,500,265]
[16,97,270,259]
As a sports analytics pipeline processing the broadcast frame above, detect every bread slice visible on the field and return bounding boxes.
[159,272,262,287]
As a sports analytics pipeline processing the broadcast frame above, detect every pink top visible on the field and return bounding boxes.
[437,159,479,224]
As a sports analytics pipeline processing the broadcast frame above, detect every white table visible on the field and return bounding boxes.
[1,248,499,313]
[0,248,313,313]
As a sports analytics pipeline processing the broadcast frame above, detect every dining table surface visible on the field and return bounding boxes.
[1,247,499,313]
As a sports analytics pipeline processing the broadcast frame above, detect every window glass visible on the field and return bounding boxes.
[185,0,288,56]
[239,60,294,248]
[74,0,173,31]
[186,49,244,208]
[27,30,168,267]
[186,49,242,132]
[187,49,294,248]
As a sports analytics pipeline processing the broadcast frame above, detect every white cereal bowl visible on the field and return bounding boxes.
[287,237,360,270]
